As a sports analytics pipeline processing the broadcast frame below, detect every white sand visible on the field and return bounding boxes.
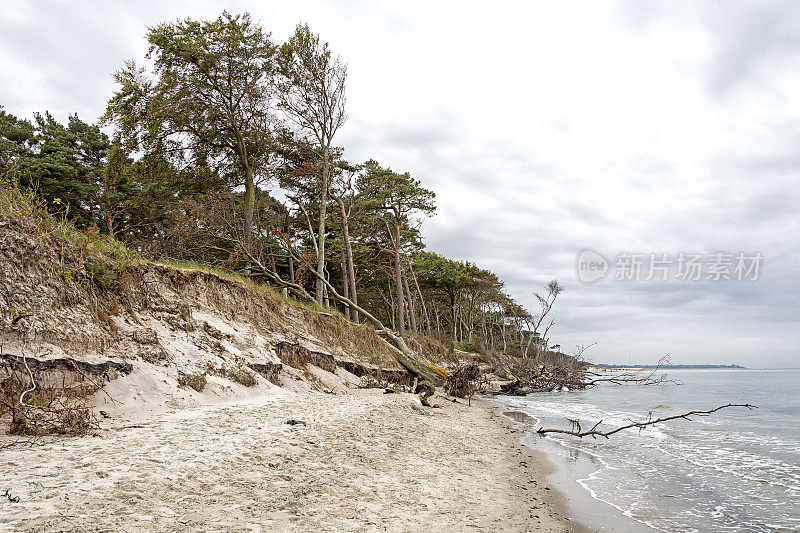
[0,387,581,532]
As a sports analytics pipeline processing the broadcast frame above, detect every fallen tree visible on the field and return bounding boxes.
[536,403,757,439]
[582,354,678,387]
[502,352,679,395]
[234,241,446,386]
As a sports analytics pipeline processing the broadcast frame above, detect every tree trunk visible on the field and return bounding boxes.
[303,255,445,385]
[385,287,396,331]
[466,293,475,342]
[341,254,351,320]
[448,292,457,341]
[502,317,507,353]
[334,194,359,323]
[315,145,330,305]
[394,215,405,339]
[285,215,295,283]
[482,312,488,349]
[103,203,115,239]
[243,164,255,274]
[244,165,254,243]
[407,257,429,334]
[402,264,418,335]
[274,243,445,385]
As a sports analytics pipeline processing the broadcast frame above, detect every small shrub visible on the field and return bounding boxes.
[226,365,257,387]
[10,305,32,325]
[177,370,207,392]
[23,393,53,409]
[55,267,73,286]
[454,340,482,355]
[204,359,258,387]
[85,259,134,290]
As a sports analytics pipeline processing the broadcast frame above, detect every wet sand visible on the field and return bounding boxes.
[499,407,653,532]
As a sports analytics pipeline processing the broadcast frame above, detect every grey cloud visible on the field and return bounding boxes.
[616,0,800,96]
[700,1,800,96]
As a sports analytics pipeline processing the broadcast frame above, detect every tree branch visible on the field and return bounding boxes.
[536,404,757,439]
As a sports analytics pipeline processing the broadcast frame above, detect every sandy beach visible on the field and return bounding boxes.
[0,387,582,532]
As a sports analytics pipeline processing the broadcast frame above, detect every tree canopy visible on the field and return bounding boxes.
[1,10,565,365]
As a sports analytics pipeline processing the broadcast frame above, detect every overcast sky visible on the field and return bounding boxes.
[2,1,798,367]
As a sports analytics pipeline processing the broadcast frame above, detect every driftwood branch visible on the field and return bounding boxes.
[536,403,757,439]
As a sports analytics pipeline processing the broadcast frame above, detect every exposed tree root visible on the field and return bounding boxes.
[240,245,446,386]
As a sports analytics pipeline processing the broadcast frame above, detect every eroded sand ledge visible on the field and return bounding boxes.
[1,389,582,532]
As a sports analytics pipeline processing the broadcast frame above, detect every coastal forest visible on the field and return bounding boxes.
[0,12,564,367]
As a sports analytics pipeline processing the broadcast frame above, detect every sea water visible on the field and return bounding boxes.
[499,369,800,532]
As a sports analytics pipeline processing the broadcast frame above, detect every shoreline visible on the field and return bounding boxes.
[485,399,591,533]
[493,370,800,532]
[495,401,655,532]
[1,387,583,531]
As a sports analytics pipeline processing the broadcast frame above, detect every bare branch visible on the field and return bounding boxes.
[583,354,679,386]
[536,404,757,439]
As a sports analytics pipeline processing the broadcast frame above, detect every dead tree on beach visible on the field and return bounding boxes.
[581,354,679,387]
[535,403,757,439]
[502,349,675,395]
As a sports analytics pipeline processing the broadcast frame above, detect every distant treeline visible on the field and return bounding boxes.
[0,11,562,361]
[598,364,746,370]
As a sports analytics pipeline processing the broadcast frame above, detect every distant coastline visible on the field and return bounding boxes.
[595,364,747,370]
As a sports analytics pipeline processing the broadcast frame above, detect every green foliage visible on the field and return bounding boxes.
[103,11,277,245]
[454,340,482,355]
[55,267,73,286]
[10,305,32,325]
[23,393,52,409]
[414,251,468,295]
[85,259,133,290]
[0,108,111,229]
[1,175,136,284]
[356,159,436,219]
[0,106,36,179]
